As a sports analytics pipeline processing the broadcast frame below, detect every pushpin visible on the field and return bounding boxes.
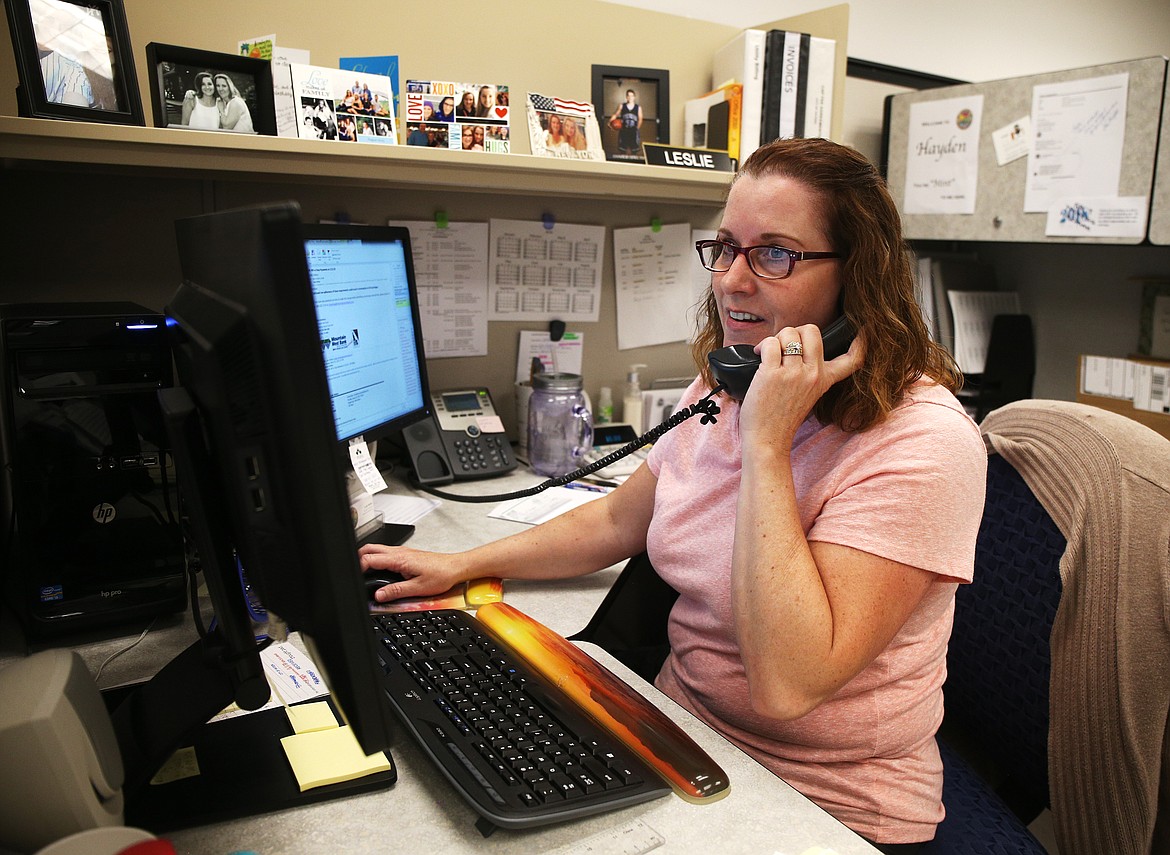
[542,212,555,231]
[651,217,662,233]
[434,210,449,229]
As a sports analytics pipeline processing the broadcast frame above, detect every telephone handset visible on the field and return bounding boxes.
[706,316,855,401]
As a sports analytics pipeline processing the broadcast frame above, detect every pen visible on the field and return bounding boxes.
[564,482,609,494]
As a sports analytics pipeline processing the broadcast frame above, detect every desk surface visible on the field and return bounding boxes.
[1,470,878,855]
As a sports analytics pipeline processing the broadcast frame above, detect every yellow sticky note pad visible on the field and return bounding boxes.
[285,700,338,734]
[280,725,392,791]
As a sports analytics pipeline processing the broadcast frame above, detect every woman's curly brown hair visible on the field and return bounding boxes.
[691,137,962,432]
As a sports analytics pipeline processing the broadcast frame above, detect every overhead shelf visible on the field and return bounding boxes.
[0,116,731,206]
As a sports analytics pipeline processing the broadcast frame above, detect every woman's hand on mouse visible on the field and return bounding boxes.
[358,544,470,602]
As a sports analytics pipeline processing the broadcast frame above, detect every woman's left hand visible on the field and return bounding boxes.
[738,324,865,448]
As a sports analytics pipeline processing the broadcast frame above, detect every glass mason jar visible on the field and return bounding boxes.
[527,372,593,477]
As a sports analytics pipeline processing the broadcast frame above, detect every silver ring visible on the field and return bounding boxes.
[783,341,803,356]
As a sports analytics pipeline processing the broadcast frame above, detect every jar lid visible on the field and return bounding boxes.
[532,372,583,391]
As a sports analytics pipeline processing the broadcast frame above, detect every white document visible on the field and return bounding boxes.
[369,492,440,524]
[991,116,1031,166]
[348,438,388,493]
[903,95,984,215]
[1024,73,1129,213]
[387,220,489,358]
[613,223,694,350]
[238,35,309,138]
[946,291,1021,373]
[487,219,605,322]
[489,484,609,525]
[1044,196,1148,239]
[688,228,716,341]
[515,329,584,383]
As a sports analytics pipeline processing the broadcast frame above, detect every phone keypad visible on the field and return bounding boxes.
[452,434,512,474]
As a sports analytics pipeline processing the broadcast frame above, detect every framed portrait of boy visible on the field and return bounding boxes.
[3,0,144,125]
[591,65,669,164]
[145,42,277,136]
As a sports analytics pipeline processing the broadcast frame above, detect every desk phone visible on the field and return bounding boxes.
[429,388,516,479]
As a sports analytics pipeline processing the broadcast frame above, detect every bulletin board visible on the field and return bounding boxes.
[886,56,1168,244]
[1148,72,1170,245]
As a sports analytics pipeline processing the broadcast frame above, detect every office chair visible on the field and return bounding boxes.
[926,399,1170,855]
[568,551,676,683]
[970,314,1035,423]
[572,400,1170,855]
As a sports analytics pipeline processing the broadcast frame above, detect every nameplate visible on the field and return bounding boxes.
[642,143,735,172]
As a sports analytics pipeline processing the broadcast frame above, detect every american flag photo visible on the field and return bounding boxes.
[525,92,605,161]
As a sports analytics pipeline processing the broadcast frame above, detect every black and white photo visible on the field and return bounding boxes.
[145,43,276,136]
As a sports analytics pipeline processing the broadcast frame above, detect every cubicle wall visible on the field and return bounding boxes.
[1149,74,1170,245]
[886,56,1168,245]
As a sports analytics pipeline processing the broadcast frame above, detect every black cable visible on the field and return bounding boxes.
[415,385,726,504]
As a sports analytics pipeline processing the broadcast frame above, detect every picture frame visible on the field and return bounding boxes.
[3,0,144,125]
[145,42,277,136]
[591,65,669,164]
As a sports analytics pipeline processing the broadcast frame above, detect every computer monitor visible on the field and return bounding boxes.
[114,203,411,799]
[300,222,431,445]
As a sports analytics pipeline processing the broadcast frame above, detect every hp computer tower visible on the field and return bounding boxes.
[0,303,186,636]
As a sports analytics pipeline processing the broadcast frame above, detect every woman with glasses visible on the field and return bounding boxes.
[362,137,984,853]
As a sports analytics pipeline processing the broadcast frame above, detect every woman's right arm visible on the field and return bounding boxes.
[181,91,195,124]
[360,463,657,602]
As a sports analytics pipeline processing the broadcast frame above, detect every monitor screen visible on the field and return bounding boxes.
[302,224,430,443]
[164,202,398,756]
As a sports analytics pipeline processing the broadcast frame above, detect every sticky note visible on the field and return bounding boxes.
[280,725,392,791]
[285,701,339,734]
[150,746,200,784]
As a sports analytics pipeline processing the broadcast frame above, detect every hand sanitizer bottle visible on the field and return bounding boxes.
[596,386,613,424]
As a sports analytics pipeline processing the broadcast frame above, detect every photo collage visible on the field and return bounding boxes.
[403,80,510,152]
[290,63,397,144]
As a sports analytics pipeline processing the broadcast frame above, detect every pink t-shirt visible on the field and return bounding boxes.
[646,377,986,844]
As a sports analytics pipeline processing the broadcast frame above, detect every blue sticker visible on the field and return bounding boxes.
[39,585,64,602]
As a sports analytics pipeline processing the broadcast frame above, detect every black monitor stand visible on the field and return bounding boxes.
[103,389,395,833]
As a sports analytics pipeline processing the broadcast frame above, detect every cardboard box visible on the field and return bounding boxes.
[1077,354,1170,441]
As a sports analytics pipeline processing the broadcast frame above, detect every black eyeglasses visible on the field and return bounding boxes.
[695,239,842,280]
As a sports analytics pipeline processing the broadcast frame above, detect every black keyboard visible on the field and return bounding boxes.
[371,608,671,830]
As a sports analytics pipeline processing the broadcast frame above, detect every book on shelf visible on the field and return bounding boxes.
[711,28,766,164]
[289,63,398,144]
[403,80,511,152]
[916,253,999,360]
[760,29,835,143]
[683,82,742,163]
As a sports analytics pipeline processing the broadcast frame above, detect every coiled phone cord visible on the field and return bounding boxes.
[414,384,725,504]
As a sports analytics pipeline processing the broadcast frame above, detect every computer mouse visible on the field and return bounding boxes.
[364,573,404,600]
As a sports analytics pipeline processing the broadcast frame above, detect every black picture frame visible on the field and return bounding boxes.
[591,65,669,164]
[145,42,277,136]
[3,0,144,125]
